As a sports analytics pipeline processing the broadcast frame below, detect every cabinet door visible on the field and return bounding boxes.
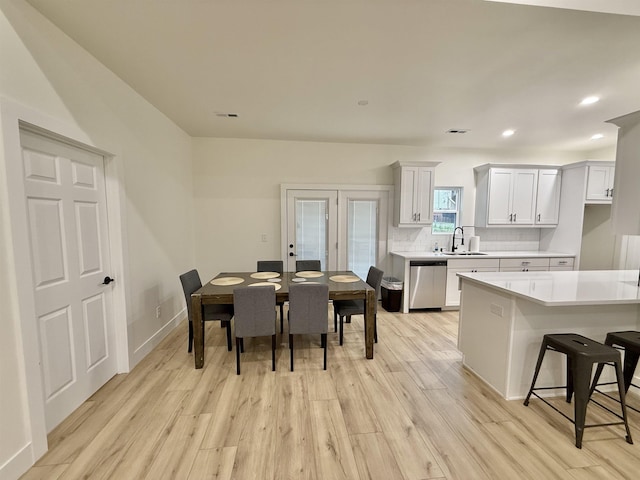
[399,167,419,224]
[487,169,514,224]
[535,169,561,225]
[415,167,433,224]
[586,166,613,202]
[511,169,538,224]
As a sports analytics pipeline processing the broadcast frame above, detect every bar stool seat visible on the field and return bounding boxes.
[591,331,640,412]
[523,333,633,449]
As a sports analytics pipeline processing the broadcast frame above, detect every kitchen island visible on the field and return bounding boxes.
[457,270,640,400]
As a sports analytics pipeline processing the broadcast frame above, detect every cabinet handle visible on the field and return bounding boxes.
[417,213,421,221]
[559,261,567,265]
[522,261,531,265]
[513,213,517,222]
[537,213,541,221]
[606,188,610,196]
[509,213,513,222]
[610,188,614,197]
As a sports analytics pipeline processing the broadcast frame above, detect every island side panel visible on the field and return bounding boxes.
[458,280,515,398]
[508,300,640,400]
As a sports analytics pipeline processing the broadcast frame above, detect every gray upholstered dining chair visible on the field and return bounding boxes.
[180,269,233,353]
[257,260,285,333]
[333,266,384,346]
[295,259,321,272]
[233,285,277,375]
[288,283,329,371]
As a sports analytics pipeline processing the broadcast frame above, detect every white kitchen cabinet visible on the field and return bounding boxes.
[535,169,562,225]
[549,257,575,271]
[585,164,615,202]
[445,258,499,306]
[499,257,550,272]
[475,165,561,228]
[392,161,439,227]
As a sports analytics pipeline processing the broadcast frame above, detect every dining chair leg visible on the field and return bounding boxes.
[188,320,193,353]
[279,305,284,333]
[225,321,232,351]
[322,333,327,370]
[236,337,242,375]
[289,334,294,371]
[272,334,276,371]
[374,314,378,343]
[240,337,244,353]
[346,315,352,324]
[339,315,344,346]
[333,309,338,332]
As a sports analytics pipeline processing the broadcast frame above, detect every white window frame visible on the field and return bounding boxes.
[432,186,463,235]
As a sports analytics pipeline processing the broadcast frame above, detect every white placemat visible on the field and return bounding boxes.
[210,277,245,286]
[250,271,280,279]
[329,275,360,283]
[295,271,324,278]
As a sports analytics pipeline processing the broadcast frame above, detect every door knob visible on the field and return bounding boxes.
[102,276,115,285]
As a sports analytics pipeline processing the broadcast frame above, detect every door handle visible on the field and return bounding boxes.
[102,276,114,285]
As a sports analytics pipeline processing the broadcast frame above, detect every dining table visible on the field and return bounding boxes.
[191,270,376,368]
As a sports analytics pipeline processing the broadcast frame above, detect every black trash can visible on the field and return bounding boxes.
[381,277,403,312]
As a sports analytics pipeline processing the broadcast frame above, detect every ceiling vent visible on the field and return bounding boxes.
[215,113,239,118]
[447,129,469,134]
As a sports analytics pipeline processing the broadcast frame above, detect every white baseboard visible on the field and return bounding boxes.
[131,309,185,367]
[0,442,34,480]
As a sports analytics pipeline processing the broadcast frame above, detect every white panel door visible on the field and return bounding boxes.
[285,190,338,272]
[20,129,117,432]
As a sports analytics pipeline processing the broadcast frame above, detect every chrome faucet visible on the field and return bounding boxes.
[452,226,464,252]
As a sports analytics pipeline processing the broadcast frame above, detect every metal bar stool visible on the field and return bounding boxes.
[590,331,640,413]
[523,333,633,449]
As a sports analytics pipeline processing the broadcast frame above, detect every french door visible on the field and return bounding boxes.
[283,187,389,276]
[20,129,117,432]
[285,190,338,272]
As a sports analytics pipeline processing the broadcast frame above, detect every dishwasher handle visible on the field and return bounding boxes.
[409,260,447,267]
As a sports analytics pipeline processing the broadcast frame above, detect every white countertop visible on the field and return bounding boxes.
[458,270,640,306]
[390,250,574,260]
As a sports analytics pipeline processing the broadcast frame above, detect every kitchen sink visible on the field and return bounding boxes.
[442,251,488,256]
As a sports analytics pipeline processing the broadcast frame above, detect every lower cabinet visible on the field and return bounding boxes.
[445,258,500,307]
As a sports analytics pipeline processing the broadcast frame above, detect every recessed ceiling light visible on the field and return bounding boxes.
[502,129,515,137]
[580,96,600,106]
[591,133,604,140]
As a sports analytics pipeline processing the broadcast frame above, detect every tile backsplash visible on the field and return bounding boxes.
[390,226,541,252]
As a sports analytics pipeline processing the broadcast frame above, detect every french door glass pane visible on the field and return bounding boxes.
[296,199,327,270]
[348,200,377,279]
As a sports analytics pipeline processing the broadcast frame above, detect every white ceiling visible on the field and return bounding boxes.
[24,0,640,151]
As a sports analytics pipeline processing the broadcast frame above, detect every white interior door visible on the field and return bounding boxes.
[285,190,338,272]
[20,129,117,432]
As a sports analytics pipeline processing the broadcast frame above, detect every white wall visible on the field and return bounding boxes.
[192,138,585,277]
[0,1,194,477]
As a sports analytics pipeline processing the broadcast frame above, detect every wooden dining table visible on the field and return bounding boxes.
[191,270,376,368]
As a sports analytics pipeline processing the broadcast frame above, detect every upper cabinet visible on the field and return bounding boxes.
[392,161,440,227]
[474,164,561,228]
[608,110,640,235]
[585,164,615,202]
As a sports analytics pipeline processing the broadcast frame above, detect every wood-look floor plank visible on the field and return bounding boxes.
[187,447,237,480]
[143,413,211,479]
[310,399,360,480]
[349,432,405,480]
[273,373,317,479]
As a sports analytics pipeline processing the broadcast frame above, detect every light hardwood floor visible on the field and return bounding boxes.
[21,309,640,479]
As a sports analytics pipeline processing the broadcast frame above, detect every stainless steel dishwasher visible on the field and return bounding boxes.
[409,260,447,309]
